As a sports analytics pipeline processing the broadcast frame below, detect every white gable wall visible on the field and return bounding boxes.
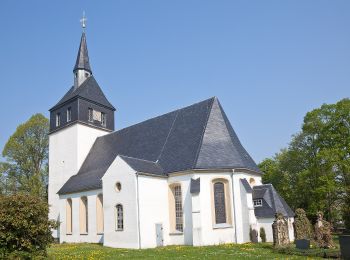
[257,218,274,242]
[58,189,103,243]
[102,156,139,249]
[49,123,108,238]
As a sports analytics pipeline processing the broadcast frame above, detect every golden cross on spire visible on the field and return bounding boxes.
[80,11,87,30]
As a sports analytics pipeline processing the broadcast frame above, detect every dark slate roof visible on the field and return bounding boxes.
[74,32,92,73]
[190,178,200,194]
[119,155,164,176]
[50,76,115,111]
[58,97,261,194]
[240,178,253,193]
[253,184,294,218]
[195,98,260,171]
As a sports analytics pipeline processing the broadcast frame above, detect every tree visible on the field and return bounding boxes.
[0,194,57,258]
[1,114,49,199]
[260,98,350,227]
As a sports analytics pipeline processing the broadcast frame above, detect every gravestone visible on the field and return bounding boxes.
[314,211,333,248]
[294,208,312,240]
[272,212,290,246]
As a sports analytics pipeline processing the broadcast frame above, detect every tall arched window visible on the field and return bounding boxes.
[96,194,104,234]
[174,185,183,232]
[169,184,183,232]
[80,196,88,234]
[66,198,72,234]
[212,179,232,225]
[116,204,123,231]
[249,177,256,186]
[214,182,226,224]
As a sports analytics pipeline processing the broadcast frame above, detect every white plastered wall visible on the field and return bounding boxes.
[257,218,274,242]
[58,189,103,243]
[231,171,262,243]
[256,217,295,243]
[166,170,262,246]
[137,175,169,248]
[239,180,257,243]
[193,172,235,245]
[48,123,108,238]
[167,173,194,246]
[102,156,139,249]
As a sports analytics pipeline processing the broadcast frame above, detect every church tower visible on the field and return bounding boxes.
[48,17,115,238]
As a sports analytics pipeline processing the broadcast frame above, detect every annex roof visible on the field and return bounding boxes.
[253,184,294,218]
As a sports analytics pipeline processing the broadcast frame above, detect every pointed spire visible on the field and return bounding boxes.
[73,32,92,74]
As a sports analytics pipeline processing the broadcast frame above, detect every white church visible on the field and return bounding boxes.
[48,27,295,248]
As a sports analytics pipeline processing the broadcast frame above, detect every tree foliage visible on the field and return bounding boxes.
[260,98,350,227]
[0,194,57,258]
[0,114,49,199]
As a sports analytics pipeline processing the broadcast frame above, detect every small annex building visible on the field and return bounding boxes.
[48,30,295,248]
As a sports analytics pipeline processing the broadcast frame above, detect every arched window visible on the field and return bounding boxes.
[214,182,226,224]
[96,194,104,234]
[116,204,123,231]
[169,184,183,232]
[212,179,232,225]
[80,196,88,234]
[66,198,72,234]
[174,185,183,232]
[249,177,256,186]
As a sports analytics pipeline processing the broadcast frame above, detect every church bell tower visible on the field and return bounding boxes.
[48,14,115,238]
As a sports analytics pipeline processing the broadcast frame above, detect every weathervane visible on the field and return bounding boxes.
[80,11,87,31]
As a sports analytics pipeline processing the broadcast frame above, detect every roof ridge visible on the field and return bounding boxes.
[217,100,246,162]
[155,109,180,163]
[255,184,272,188]
[119,154,157,164]
[192,97,216,168]
[268,185,277,214]
[216,99,261,173]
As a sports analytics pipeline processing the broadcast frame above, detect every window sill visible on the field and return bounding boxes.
[66,233,72,236]
[213,223,233,229]
[80,233,88,235]
[115,229,124,232]
[169,231,184,236]
[97,233,104,235]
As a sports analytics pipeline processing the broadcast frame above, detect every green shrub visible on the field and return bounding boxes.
[0,194,57,258]
[343,195,350,231]
[260,227,266,242]
[249,226,253,242]
[274,244,340,258]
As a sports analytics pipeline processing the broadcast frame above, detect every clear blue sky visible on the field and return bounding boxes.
[0,1,349,163]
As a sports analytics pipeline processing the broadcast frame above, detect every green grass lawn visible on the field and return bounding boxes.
[47,243,325,259]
